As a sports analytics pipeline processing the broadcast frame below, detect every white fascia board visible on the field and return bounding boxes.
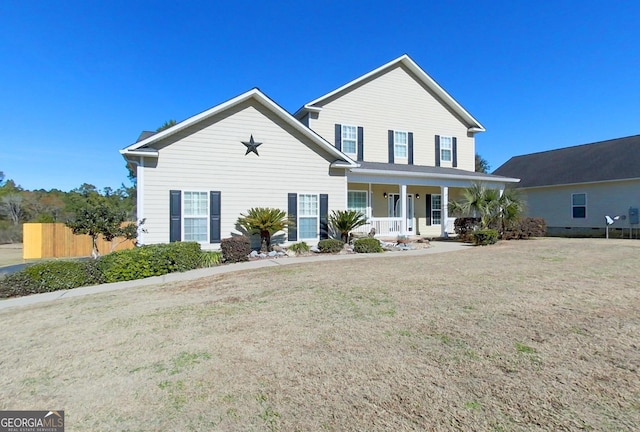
[119,149,159,157]
[350,168,520,184]
[516,177,640,190]
[298,54,485,132]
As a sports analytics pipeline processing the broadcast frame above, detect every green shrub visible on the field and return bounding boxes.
[220,236,251,263]
[288,241,310,255]
[502,217,547,239]
[199,251,222,267]
[98,242,202,283]
[0,260,103,298]
[353,237,383,253]
[317,239,344,253]
[472,229,498,246]
[454,217,481,242]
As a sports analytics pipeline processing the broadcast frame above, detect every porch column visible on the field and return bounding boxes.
[440,186,449,237]
[401,184,407,235]
[368,183,372,219]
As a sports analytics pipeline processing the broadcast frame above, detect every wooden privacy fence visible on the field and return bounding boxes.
[23,223,135,260]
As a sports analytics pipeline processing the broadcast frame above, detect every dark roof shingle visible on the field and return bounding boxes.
[493,135,640,188]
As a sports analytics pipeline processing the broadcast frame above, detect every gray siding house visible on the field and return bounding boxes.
[493,135,640,237]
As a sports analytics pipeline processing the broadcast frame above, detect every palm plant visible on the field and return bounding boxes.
[237,207,290,252]
[329,210,368,243]
[449,183,524,233]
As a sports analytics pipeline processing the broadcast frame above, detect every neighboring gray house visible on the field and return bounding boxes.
[493,135,640,237]
[121,55,518,248]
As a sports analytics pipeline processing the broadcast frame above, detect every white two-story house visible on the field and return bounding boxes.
[121,55,518,247]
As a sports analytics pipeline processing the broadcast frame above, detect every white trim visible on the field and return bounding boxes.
[297,193,320,241]
[393,130,409,159]
[137,157,145,245]
[341,124,358,156]
[182,190,210,243]
[350,167,520,183]
[121,88,359,168]
[516,177,640,190]
[571,192,587,219]
[294,54,485,132]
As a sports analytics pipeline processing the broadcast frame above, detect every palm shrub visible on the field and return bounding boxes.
[328,210,368,243]
[237,207,290,252]
[450,183,525,239]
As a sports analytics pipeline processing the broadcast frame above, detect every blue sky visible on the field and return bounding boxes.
[1,1,639,191]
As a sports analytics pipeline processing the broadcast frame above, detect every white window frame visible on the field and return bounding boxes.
[298,193,319,240]
[431,194,442,225]
[347,190,368,215]
[394,130,408,159]
[572,193,587,219]
[440,136,452,163]
[342,125,357,155]
[183,191,209,242]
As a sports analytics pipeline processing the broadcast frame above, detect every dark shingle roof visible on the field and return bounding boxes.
[136,131,157,142]
[493,135,640,188]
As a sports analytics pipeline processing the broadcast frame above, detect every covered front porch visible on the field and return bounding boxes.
[344,162,519,238]
[348,183,459,238]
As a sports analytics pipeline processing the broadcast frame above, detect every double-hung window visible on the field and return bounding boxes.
[394,131,408,158]
[572,193,586,218]
[183,191,208,241]
[348,191,367,215]
[342,125,357,155]
[440,136,452,162]
[431,194,442,225]
[298,194,319,239]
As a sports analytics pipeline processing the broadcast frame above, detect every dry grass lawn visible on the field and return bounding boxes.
[0,238,638,431]
[0,243,23,267]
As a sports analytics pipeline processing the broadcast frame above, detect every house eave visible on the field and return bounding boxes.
[516,176,640,190]
[350,167,520,183]
[120,149,159,157]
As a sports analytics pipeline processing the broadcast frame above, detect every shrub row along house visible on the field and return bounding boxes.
[121,55,519,248]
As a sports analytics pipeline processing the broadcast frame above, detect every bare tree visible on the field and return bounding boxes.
[0,194,24,225]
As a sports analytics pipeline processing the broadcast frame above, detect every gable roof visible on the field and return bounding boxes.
[121,88,358,167]
[493,135,640,188]
[294,54,485,133]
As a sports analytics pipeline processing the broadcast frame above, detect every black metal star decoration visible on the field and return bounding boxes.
[242,135,262,156]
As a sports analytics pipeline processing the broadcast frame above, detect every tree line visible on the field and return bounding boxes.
[0,170,135,244]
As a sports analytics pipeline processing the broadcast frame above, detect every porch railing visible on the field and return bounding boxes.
[352,217,403,236]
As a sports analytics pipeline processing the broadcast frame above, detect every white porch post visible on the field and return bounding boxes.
[368,183,372,219]
[441,186,449,237]
[137,156,145,245]
[401,184,407,235]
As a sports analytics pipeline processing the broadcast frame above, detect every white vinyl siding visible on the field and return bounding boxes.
[140,99,347,247]
[572,193,586,219]
[306,65,475,170]
[347,190,367,214]
[394,131,408,158]
[431,194,442,225]
[440,136,452,162]
[183,191,208,241]
[298,194,319,239]
[342,125,357,155]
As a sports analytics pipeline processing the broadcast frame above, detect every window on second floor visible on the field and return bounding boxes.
[394,131,408,158]
[572,193,586,218]
[440,136,452,162]
[341,125,357,155]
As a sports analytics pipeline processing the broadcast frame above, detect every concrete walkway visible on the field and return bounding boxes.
[0,241,470,312]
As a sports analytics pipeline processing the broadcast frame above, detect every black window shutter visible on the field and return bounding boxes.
[288,193,297,241]
[209,191,221,243]
[388,130,394,163]
[425,194,432,226]
[408,132,414,165]
[357,126,364,161]
[320,194,329,240]
[452,137,458,167]
[169,190,181,242]
[334,124,342,151]
[435,135,441,167]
